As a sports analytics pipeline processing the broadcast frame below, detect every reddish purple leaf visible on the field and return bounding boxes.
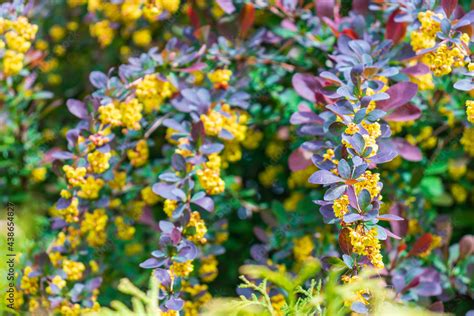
[386,9,407,45]
[402,63,430,76]
[393,138,423,162]
[441,0,458,17]
[385,103,421,122]
[315,0,335,19]
[408,233,434,257]
[378,214,404,221]
[376,82,418,111]
[292,73,322,103]
[288,147,313,172]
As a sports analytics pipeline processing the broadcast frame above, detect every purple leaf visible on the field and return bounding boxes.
[377,214,404,221]
[315,0,335,18]
[402,63,430,76]
[66,99,89,119]
[343,213,363,223]
[376,82,418,111]
[324,184,347,201]
[308,170,343,185]
[152,183,178,200]
[200,143,224,155]
[89,71,108,89]
[216,0,236,14]
[191,197,214,212]
[139,258,163,269]
[51,151,75,160]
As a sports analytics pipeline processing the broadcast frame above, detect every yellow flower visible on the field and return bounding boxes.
[197,154,225,195]
[115,216,135,240]
[293,235,314,261]
[132,28,152,47]
[127,139,149,167]
[119,98,143,130]
[31,167,47,182]
[87,150,112,174]
[49,25,66,41]
[259,165,283,188]
[348,225,384,268]
[208,69,232,89]
[3,49,24,76]
[466,100,474,123]
[46,276,66,294]
[141,186,160,205]
[20,266,39,295]
[98,103,122,127]
[283,192,304,211]
[81,209,108,247]
[109,170,127,191]
[185,211,207,244]
[63,260,86,281]
[57,197,80,223]
[164,199,177,217]
[451,184,467,204]
[63,165,86,186]
[135,74,176,113]
[77,176,104,199]
[170,260,194,277]
[448,159,467,179]
[333,194,350,218]
[461,127,474,156]
[90,20,114,47]
[199,256,218,282]
[241,128,263,149]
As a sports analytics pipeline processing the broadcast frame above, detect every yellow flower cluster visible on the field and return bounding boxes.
[120,98,143,130]
[333,194,350,218]
[448,159,467,180]
[135,74,176,113]
[90,20,114,47]
[127,200,145,220]
[242,128,263,149]
[406,125,437,149]
[0,16,38,76]
[185,211,208,244]
[283,192,304,211]
[115,216,136,240]
[411,11,470,76]
[46,276,67,295]
[466,100,474,123]
[199,255,218,283]
[451,184,467,204]
[143,0,181,21]
[288,165,318,189]
[271,293,286,316]
[87,150,112,174]
[410,11,442,51]
[348,225,384,269]
[461,127,474,156]
[81,209,108,247]
[163,199,177,217]
[170,260,194,277]
[77,176,104,199]
[98,103,122,127]
[293,235,314,261]
[182,282,212,316]
[57,198,80,223]
[208,69,232,89]
[141,186,160,205]
[63,165,87,187]
[127,139,149,167]
[20,266,39,295]
[259,165,283,188]
[354,171,381,199]
[31,167,47,183]
[109,170,127,191]
[197,153,225,195]
[201,104,247,142]
[62,259,86,281]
